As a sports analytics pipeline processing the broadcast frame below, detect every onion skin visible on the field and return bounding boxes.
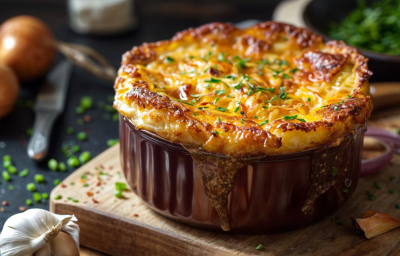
[0,15,55,82]
[0,63,19,119]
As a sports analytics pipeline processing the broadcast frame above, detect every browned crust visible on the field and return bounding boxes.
[117,21,373,156]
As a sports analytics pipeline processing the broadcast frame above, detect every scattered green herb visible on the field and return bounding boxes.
[374,181,382,189]
[164,56,175,63]
[367,191,376,201]
[283,115,298,120]
[53,179,60,186]
[214,90,225,95]
[256,244,263,250]
[178,99,195,106]
[216,107,228,112]
[259,120,269,126]
[278,86,287,99]
[54,195,62,200]
[205,78,221,83]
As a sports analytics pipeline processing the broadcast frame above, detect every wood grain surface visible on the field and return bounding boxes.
[50,110,400,256]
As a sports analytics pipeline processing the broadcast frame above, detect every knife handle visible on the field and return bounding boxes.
[27,111,59,161]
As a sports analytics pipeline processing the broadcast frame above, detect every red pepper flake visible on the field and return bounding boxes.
[18,206,27,212]
[0,207,4,212]
[86,192,93,197]
[2,201,8,206]
[96,182,101,186]
[61,184,67,188]
[92,198,99,203]
[134,214,139,217]
[100,164,105,169]
[83,115,91,122]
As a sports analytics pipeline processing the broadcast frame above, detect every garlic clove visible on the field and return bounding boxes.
[352,210,400,239]
[49,232,80,256]
[0,209,79,256]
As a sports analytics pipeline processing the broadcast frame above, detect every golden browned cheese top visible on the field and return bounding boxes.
[114,22,373,157]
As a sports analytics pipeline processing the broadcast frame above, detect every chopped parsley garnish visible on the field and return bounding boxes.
[214,90,225,95]
[307,97,311,102]
[218,52,226,62]
[191,94,200,98]
[283,115,298,120]
[198,107,209,110]
[254,87,266,93]
[283,74,291,79]
[203,67,210,73]
[189,99,196,104]
[234,106,240,113]
[259,120,269,126]
[192,113,198,116]
[331,168,338,177]
[254,116,258,119]
[262,106,268,109]
[321,105,326,108]
[241,119,244,124]
[374,181,382,189]
[164,56,175,63]
[216,107,228,112]
[205,78,221,83]
[297,118,306,122]
[289,68,299,74]
[274,59,289,66]
[215,131,219,135]
[178,99,194,106]
[267,88,275,92]
[265,96,277,104]
[278,86,287,99]
[214,97,220,104]
[217,117,221,123]
[256,244,263,251]
[334,105,339,111]
[225,75,237,80]
[347,95,352,99]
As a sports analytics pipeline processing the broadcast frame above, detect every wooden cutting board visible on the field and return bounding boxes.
[50,128,400,256]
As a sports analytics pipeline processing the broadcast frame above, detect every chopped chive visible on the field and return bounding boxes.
[215,107,228,112]
[19,169,29,177]
[234,106,240,113]
[191,94,200,98]
[307,98,311,102]
[34,174,45,184]
[67,156,80,168]
[48,159,58,171]
[321,105,326,108]
[67,127,74,134]
[192,113,198,116]
[241,119,244,124]
[215,131,219,135]
[267,88,275,92]
[198,107,209,110]
[254,116,258,119]
[289,68,299,74]
[217,117,221,123]
[347,95,352,98]
[53,179,60,186]
[278,86,287,99]
[81,173,87,179]
[214,90,225,95]
[331,168,338,177]
[26,183,36,192]
[164,56,175,63]
[283,115,298,120]
[83,184,89,187]
[79,151,91,164]
[75,106,85,114]
[374,181,381,189]
[225,75,236,80]
[205,78,221,83]
[54,195,62,200]
[283,74,291,79]
[72,199,79,203]
[33,193,41,202]
[218,52,226,62]
[265,96,278,104]
[107,139,119,147]
[367,191,376,201]
[42,193,49,200]
[77,132,88,141]
[214,97,220,104]
[81,96,93,110]
[334,105,339,111]
[178,99,195,106]
[259,120,269,126]
[7,166,17,174]
[2,171,10,182]
[256,244,263,250]
[297,118,306,122]
[26,199,32,206]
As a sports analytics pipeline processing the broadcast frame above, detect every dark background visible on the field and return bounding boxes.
[0,0,282,228]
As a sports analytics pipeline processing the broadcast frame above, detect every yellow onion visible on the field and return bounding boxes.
[0,15,55,82]
[0,63,19,119]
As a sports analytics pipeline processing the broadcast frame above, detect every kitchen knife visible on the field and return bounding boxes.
[27,60,72,161]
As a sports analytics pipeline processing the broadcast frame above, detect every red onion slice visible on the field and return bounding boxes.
[359,127,397,177]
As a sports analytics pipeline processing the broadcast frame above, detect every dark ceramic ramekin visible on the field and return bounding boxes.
[119,115,365,233]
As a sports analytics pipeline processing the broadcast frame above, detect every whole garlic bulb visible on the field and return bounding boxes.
[0,209,79,256]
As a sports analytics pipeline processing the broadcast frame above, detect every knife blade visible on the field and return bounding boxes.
[27,60,72,161]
